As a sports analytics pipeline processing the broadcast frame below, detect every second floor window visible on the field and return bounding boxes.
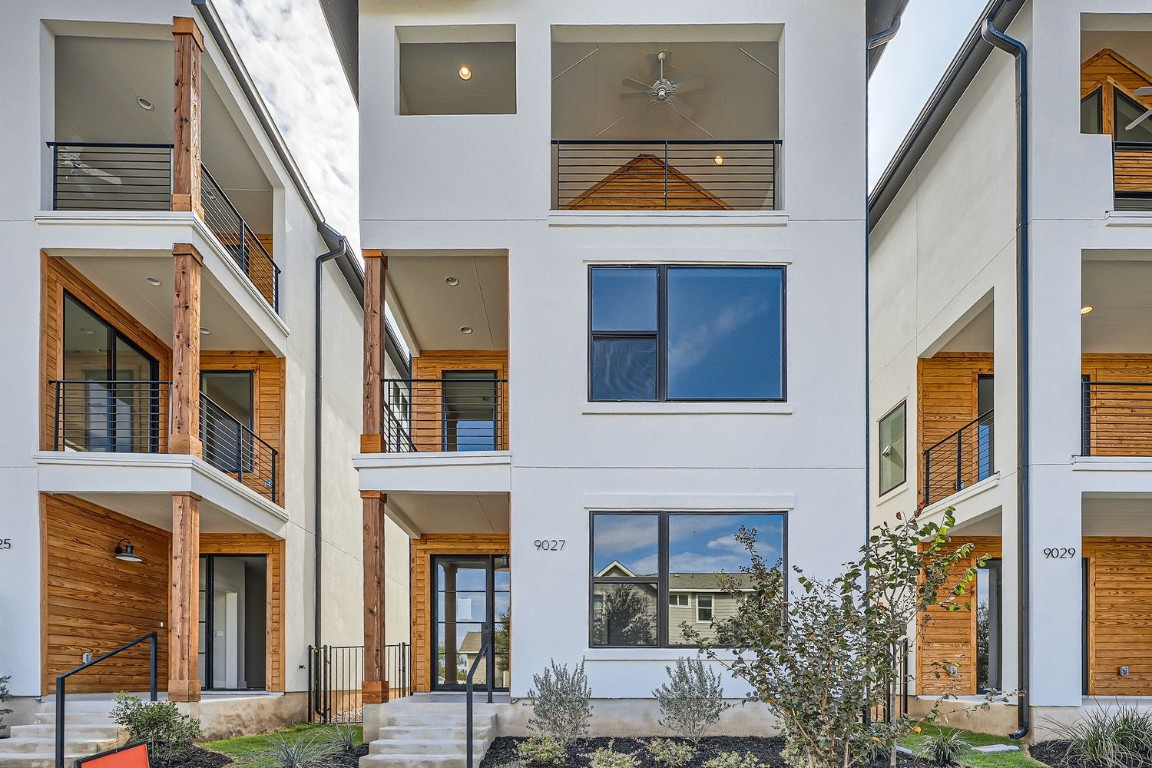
[878,401,906,496]
[589,265,785,402]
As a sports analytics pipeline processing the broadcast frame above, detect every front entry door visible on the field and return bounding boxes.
[432,555,510,691]
[198,554,268,691]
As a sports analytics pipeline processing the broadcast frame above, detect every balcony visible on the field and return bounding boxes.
[1115,142,1152,211]
[47,141,280,311]
[383,377,508,453]
[552,139,781,211]
[1082,381,1152,456]
[923,409,994,507]
[51,379,278,503]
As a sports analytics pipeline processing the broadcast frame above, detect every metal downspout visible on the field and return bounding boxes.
[980,12,1030,742]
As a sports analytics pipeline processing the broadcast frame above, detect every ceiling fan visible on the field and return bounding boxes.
[58,150,122,186]
[620,50,705,121]
[1126,87,1152,132]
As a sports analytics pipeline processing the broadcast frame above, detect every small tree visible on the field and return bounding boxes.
[688,509,982,768]
[524,659,593,744]
[653,657,729,743]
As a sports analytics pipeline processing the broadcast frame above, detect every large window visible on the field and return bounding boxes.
[878,401,906,496]
[590,511,786,647]
[589,266,785,402]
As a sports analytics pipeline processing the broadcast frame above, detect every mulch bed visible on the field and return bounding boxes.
[480,736,942,768]
[165,745,368,768]
[1029,741,1080,768]
[318,745,370,768]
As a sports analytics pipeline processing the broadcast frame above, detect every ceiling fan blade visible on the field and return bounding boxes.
[674,77,705,94]
[622,78,651,92]
[668,97,695,120]
[1136,86,1152,96]
[1126,108,1152,132]
[620,90,653,99]
[81,164,123,185]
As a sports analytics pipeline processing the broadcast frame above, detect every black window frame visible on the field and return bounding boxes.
[587,264,787,403]
[588,510,788,649]
[878,400,907,496]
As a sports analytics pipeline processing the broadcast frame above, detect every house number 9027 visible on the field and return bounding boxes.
[534,540,565,551]
[1043,547,1076,559]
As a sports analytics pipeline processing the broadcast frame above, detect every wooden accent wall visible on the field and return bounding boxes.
[410,351,510,452]
[41,494,171,693]
[564,155,732,210]
[410,534,510,693]
[916,537,1001,696]
[917,354,994,505]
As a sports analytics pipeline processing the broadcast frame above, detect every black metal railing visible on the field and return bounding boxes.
[52,380,170,453]
[308,642,410,724]
[382,377,508,453]
[48,142,173,211]
[1115,141,1152,211]
[200,392,278,503]
[200,166,280,311]
[56,633,157,768]
[466,623,493,768]
[553,139,781,211]
[923,410,994,506]
[1083,381,1152,455]
[867,638,910,725]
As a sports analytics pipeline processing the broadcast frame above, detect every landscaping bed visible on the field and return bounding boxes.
[1027,741,1081,768]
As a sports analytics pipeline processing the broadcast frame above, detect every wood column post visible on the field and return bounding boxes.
[362,250,387,453]
[170,244,203,457]
[169,492,202,702]
[172,17,204,215]
[362,491,389,703]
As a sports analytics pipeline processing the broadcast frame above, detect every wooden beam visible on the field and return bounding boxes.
[362,250,387,453]
[168,492,201,702]
[172,17,203,215]
[362,491,388,703]
[170,244,203,457]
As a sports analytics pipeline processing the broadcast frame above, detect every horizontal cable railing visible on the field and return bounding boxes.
[1115,141,1152,211]
[923,409,994,506]
[52,379,170,453]
[200,165,280,311]
[553,139,781,211]
[382,377,508,453]
[1083,381,1152,456]
[48,142,173,211]
[200,392,279,503]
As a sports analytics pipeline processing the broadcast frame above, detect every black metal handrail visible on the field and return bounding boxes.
[553,139,782,211]
[465,623,493,768]
[56,633,157,768]
[923,409,994,506]
[200,392,279,503]
[47,142,173,211]
[199,166,281,311]
[51,380,170,454]
[382,377,508,453]
[307,642,411,724]
[1083,380,1152,456]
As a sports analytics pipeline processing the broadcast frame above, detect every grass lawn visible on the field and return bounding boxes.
[901,724,1044,768]
[202,723,362,768]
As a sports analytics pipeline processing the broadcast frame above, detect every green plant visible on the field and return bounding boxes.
[515,736,569,766]
[0,675,12,731]
[261,730,338,768]
[646,737,697,767]
[687,509,984,768]
[701,751,765,768]
[523,659,593,743]
[585,741,638,768]
[653,657,729,743]
[917,729,971,766]
[325,724,360,753]
[109,692,202,762]
[1049,704,1152,768]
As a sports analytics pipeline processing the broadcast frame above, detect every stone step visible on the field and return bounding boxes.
[31,713,114,726]
[0,751,89,768]
[10,726,122,740]
[360,754,472,768]
[382,711,494,727]
[369,737,491,756]
[0,737,119,755]
[35,702,117,716]
[376,724,492,742]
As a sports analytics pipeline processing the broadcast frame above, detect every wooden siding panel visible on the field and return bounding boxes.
[1082,49,1152,102]
[409,351,510,452]
[564,154,732,211]
[916,354,994,506]
[1085,538,1152,695]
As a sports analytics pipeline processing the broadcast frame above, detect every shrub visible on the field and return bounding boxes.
[646,737,697,767]
[524,659,592,743]
[917,729,971,766]
[701,751,765,768]
[654,657,729,743]
[515,736,569,766]
[585,741,638,768]
[325,724,361,753]
[261,730,337,768]
[109,693,202,762]
[1050,705,1152,768]
[0,675,12,730]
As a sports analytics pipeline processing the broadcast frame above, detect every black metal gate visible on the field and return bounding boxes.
[308,643,410,723]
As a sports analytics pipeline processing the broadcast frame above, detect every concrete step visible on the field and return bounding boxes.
[0,738,119,755]
[35,702,117,716]
[360,754,473,768]
[376,724,493,742]
[0,751,89,768]
[31,713,114,726]
[369,737,491,756]
[381,711,490,727]
[9,726,122,740]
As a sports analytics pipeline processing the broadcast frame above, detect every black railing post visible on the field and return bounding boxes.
[235,422,244,485]
[955,429,964,492]
[55,677,66,768]
[663,140,670,210]
[51,143,59,211]
[53,381,62,450]
[923,449,931,506]
[149,632,158,701]
[271,448,278,505]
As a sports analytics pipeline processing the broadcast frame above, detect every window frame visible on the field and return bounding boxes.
[878,400,907,496]
[587,264,787,403]
[669,593,689,608]
[696,594,714,623]
[588,509,788,649]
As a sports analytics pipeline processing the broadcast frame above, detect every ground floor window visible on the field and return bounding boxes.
[976,558,1002,693]
[590,511,786,647]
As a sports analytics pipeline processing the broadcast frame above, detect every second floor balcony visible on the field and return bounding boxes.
[383,376,509,454]
[923,409,994,507]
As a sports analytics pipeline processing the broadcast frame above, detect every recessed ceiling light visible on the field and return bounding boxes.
[137,97,154,111]
[458,66,472,81]
[145,277,162,287]
[1081,306,1094,315]
[460,326,474,334]
[445,276,460,286]
[200,327,211,335]
[714,155,725,166]
[81,328,95,335]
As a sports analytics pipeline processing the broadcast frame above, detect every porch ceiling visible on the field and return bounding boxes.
[387,492,510,537]
[70,491,268,533]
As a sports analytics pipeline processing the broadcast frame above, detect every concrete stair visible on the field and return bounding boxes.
[362,707,497,768]
[0,700,124,768]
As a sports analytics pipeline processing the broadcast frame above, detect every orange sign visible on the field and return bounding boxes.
[77,742,150,768]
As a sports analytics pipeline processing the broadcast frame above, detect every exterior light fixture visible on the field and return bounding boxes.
[445,276,460,286]
[1081,306,1093,315]
[458,66,472,81]
[137,97,154,111]
[714,155,725,166]
[460,326,474,334]
[145,277,162,287]
[114,539,143,563]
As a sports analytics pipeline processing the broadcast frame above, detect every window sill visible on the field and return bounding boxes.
[583,402,792,416]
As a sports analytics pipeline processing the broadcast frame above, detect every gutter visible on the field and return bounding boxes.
[979,12,1031,742]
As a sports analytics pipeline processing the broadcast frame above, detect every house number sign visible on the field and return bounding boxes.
[1043,547,1076,559]
[534,539,565,551]
[0,538,11,550]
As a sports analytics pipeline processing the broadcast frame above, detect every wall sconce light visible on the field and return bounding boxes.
[115,539,144,563]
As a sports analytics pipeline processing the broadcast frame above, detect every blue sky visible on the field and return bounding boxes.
[217,0,992,246]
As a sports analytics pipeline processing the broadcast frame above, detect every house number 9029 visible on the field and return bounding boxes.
[1043,547,1076,559]
[534,539,565,551]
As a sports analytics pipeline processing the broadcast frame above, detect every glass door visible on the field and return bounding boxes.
[441,371,498,451]
[432,555,510,691]
[976,558,1002,693]
[198,555,268,691]
[977,374,994,481]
